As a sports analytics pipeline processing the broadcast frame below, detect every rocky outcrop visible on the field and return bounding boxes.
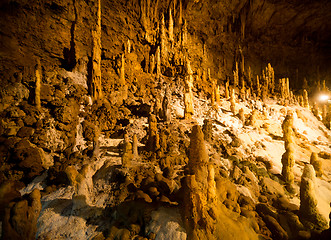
[299,164,328,231]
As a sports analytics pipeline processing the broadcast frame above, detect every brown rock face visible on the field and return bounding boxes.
[14,139,48,179]
[2,189,41,240]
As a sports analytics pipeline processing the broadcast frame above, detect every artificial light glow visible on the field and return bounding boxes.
[318,94,329,102]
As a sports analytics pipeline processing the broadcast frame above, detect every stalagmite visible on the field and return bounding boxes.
[162,89,171,122]
[65,164,92,203]
[240,79,246,100]
[225,80,230,99]
[149,54,155,74]
[266,63,274,94]
[215,85,220,103]
[122,136,133,167]
[207,164,216,202]
[322,104,327,122]
[188,125,208,185]
[127,39,131,54]
[322,80,327,92]
[312,102,320,120]
[299,164,328,230]
[120,54,125,85]
[132,134,138,158]
[233,62,239,87]
[156,46,161,77]
[310,152,323,177]
[230,88,236,114]
[91,0,103,101]
[182,20,187,46]
[281,112,295,191]
[247,66,252,88]
[147,114,158,151]
[35,59,41,109]
[303,89,309,109]
[239,108,245,123]
[256,75,261,98]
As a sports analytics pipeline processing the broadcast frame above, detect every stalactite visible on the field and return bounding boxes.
[184,59,194,119]
[34,59,41,109]
[91,0,103,101]
[179,0,183,26]
[169,8,174,43]
[160,13,166,61]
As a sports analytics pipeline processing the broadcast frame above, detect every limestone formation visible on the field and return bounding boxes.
[91,0,103,101]
[310,152,323,177]
[299,164,328,230]
[35,59,41,109]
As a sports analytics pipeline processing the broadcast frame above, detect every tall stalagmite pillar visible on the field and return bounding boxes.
[91,0,103,101]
